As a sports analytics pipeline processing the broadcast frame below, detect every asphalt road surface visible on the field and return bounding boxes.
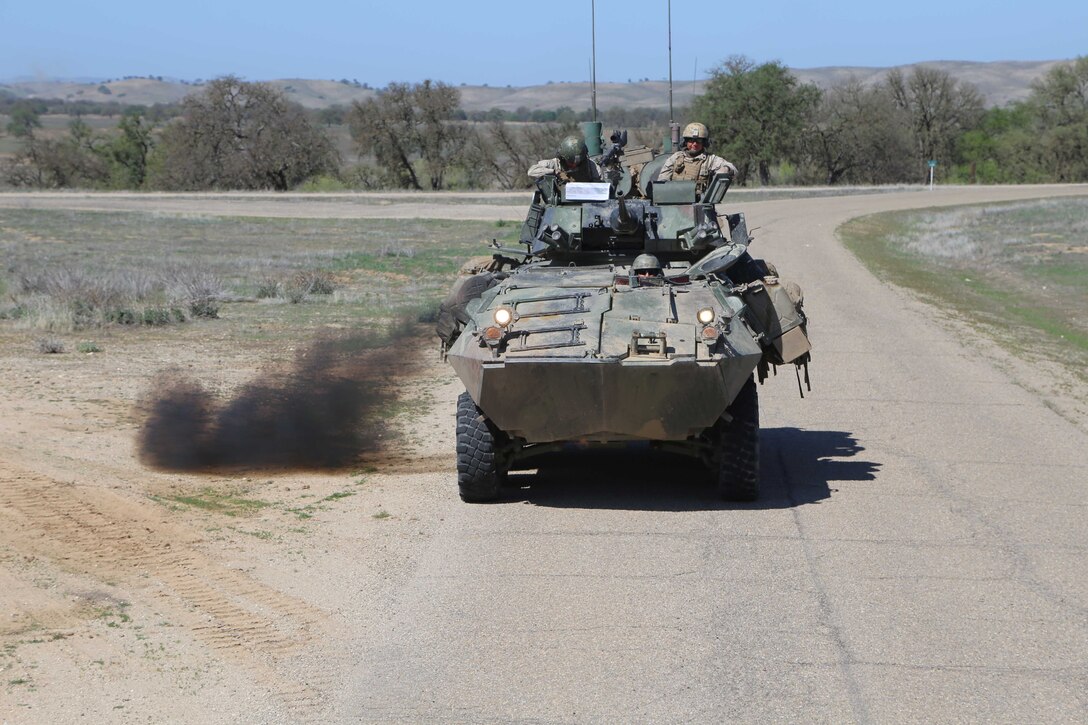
[341,186,1088,723]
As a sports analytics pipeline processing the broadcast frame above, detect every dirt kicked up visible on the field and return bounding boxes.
[138,332,408,471]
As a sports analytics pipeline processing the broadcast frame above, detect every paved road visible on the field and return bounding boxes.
[338,186,1088,723]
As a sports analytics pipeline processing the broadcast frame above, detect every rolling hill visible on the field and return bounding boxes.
[0,59,1068,112]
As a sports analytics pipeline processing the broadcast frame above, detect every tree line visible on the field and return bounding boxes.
[3,57,1086,191]
[695,55,1088,185]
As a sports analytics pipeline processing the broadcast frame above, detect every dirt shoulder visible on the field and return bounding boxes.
[0,191,531,222]
[0,298,463,721]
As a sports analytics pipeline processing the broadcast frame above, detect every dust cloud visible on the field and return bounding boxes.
[137,333,409,471]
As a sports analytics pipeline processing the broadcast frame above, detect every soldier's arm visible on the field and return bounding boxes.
[709,155,738,178]
[656,153,678,181]
[527,158,559,179]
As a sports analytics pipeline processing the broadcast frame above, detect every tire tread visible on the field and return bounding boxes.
[456,391,503,502]
[717,377,760,501]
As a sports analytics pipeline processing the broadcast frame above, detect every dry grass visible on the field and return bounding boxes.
[7,266,206,330]
[0,208,517,335]
[840,197,1088,376]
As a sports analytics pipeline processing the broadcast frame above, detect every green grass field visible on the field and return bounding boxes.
[839,197,1088,379]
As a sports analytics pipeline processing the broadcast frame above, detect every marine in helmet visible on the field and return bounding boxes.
[528,135,603,184]
[631,253,663,278]
[656,122,738,193]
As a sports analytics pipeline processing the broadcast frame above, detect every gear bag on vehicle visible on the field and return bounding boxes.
[741,276,810,366]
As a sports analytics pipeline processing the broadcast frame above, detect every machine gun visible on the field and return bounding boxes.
[597,129,639,232]
[599,129,627,183]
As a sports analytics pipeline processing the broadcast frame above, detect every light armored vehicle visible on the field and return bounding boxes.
[437,131,810,502]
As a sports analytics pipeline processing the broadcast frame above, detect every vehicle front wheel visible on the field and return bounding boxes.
[715,376,760,501]
[455,391,506,502]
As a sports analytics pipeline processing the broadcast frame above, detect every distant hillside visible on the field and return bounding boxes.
[792,60,1067,107]
[0,60,1068,111]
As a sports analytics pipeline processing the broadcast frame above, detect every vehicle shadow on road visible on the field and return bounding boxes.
[508,428,880,511]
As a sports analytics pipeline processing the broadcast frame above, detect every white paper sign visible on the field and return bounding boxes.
[563,183,611,201]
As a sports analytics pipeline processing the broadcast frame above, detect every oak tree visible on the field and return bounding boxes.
[887,67,984,180]
[803,79,914,184]
[693,56,821,185]
[348,80,465,190]
[1029,56,1088,181]
[153,77,338,191]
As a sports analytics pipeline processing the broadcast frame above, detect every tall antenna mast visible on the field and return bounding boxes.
[667,0,679,151]
[693,56,698,103]
[591,0,598,121]
[667,0,674,123]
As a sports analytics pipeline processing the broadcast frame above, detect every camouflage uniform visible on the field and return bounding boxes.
[656,151,737,192]
[527,157,603,184]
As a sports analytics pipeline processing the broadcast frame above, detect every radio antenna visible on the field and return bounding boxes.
[667,0,674,123]
[591,0,598,121]
[667,0,679,151]
[693,56,698,104]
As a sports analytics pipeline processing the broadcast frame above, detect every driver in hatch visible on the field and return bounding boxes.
[632,253,664,280]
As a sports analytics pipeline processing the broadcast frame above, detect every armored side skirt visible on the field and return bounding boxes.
[449,354,760,443]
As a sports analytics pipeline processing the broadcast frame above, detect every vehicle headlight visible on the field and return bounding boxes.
[493,306,514,327]
[696,307,715,325]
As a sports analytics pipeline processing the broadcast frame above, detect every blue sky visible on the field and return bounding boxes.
[1,0,1085,85]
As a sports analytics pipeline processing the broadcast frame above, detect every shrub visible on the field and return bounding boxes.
[77,341,102,353]
[71,299,97,329]
[37,338,65,354]
[106,308,137,325]
[292,270,335,295]
[7,264,225,330]
[12,267,167,329]
[379,244,416,258]
[285,285,307,304]
[142,307,172,326]
[19,268,155,310]
[188,297,220,319]
[255,277,281,299]
[165,268,224,319]
[296,174,350,192]
[0,304,28,320]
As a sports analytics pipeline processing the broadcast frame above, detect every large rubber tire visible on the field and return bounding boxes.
[456,391,504,502]
[716,376,760,501]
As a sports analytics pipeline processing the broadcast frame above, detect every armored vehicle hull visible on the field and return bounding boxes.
[446,266,761,443]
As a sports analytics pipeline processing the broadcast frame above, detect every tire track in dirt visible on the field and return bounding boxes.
[0,460,332,715]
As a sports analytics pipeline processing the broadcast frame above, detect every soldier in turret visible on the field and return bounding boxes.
[656,122,737,193]
[528,135,603,184]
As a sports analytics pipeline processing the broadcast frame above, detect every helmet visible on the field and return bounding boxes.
[632,253,662,275]
[682,122,710,148]
[557,135,588,169]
